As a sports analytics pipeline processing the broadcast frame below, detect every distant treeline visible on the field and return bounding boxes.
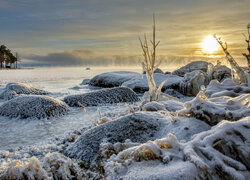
[0,45,20,69]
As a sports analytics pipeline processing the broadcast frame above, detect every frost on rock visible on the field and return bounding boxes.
[178,90,250,126]
[212,63,231,82]
[80,78,90,85]
[122,73,182,93]
[0,82,49,100]
[172,61,213,77]
[64,87,139,107]
[161,100,184,112]
[65,112,168,164]
[0,95,69,119]
[142,101,166,111]
[179,70,209,96]
[89,71,140,87]
[183,117,250,179]
[205,78,250,98]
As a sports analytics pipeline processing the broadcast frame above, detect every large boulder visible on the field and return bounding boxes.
[179,70,209,96]
[122,74,183,93]
[0,95,69,119]
[0,83,49,100]
[65,112,167,164]
[89,71,140,87]
[212,64,231,82]
[172,61,212,77]
[63,87,139,107]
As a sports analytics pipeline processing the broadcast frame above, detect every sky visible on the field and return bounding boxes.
[0,0,249,67]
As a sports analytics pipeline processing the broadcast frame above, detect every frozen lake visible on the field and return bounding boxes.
[0,67,142,150]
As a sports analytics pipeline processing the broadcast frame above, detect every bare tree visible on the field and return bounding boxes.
[139,15,178,102]
[139,15,162,101]
[242,23,250,69]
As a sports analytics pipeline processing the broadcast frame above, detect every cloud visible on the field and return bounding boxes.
[21,48,142,67]
[21,47,248,68]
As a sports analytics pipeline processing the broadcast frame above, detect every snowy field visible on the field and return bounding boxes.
[0,67,142,150]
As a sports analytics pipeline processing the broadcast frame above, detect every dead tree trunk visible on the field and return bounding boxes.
[214,35,247,84]
[242,23,250,69]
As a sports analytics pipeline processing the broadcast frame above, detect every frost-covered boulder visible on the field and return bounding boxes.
[89,71,140,87]
[161,100,184,112]
[142,101,166,111]
[179,70,209,96]
[64,87,139,107]
[172,61,213,77]
[143,68,164,74]
[178,90,250,126]
[164,89,188,99]
[0,83,49,100]
[0,95,69,119]
[80,78,90,85]
[65,112,169,164]
[212,64,231,82]
[205,79,250,98]
[122,74,183,92]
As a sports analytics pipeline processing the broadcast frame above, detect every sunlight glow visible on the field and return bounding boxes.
[202,35,219,54]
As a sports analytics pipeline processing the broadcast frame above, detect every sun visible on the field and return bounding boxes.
[201,35,219,54]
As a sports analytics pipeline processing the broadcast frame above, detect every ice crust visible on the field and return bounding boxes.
[0,95,69,119]
[0,83,49,100]
[64,87,140,107]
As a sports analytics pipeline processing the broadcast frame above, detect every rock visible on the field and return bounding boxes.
[89,71,140,87]
[179,70,209,96]
[142,101,166,111]
[172,61,212,77]
[80,79,90,85]
[164,89,187,99]
[0,83,49,100]
[122,74,183,93]
[212,64,231,82]
[65,112,169,164]
[143,68,164,74]
[63,87,139,107]
[161,100,184,112]
[0,95,69,119]
[205,79,250,98]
